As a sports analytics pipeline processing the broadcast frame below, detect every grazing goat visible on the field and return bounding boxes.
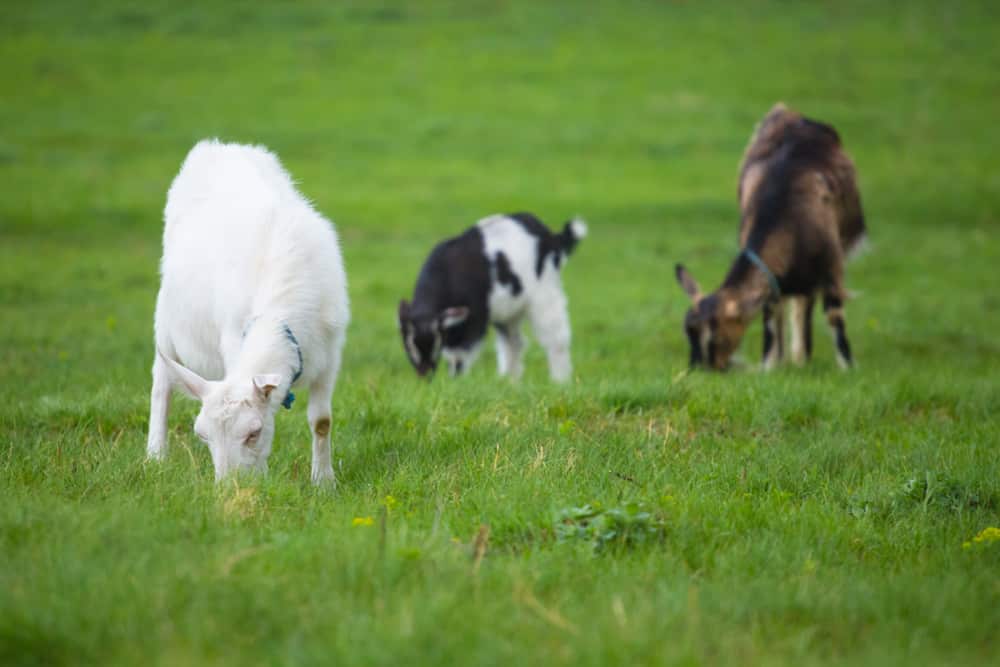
[675,103,866,371]
[146,139,350,483]
[398,212,587,382]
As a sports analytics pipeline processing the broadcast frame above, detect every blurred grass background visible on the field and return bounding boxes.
[1,1,999,665]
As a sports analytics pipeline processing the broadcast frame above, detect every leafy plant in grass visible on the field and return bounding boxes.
[847,471,995,519]
[555,502,665,554]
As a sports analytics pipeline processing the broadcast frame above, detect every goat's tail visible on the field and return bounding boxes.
[555,217,588,257]
[841,209,868,261]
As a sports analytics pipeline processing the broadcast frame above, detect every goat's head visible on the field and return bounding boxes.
[159,351,280,479]
[675,264,756,371]
[397,300,469,378]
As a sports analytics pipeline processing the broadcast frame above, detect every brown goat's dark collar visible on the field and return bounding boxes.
[741,248,781,301]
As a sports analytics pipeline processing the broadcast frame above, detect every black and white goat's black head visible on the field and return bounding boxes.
[397,301,469,378]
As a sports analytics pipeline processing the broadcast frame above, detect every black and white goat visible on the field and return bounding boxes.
[675,103,867,371]
[398,212,587,382]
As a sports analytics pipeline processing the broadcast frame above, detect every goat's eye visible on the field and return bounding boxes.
[245,429,261,444]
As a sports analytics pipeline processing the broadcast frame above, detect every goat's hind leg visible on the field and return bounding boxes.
[528,285,572,382]
[823,287,853,369]
[494,319,525,380]
[146,353,171,460]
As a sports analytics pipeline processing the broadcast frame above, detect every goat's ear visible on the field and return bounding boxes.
[398,300,411,325]
[723,298,742,319]
[158,349,210,400]
[439,306,469,329]
[252,374,283,401]
[675,264,702,302]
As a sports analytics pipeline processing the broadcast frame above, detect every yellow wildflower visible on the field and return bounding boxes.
[383,495,399,512]
[971,526,1000,544]
[352,516,374,527]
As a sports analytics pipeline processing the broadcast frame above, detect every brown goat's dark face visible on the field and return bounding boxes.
[676,264,749,371]
[682,297,747,371]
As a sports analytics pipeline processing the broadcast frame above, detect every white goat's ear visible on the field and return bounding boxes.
[675,264,702,302]
[158,349,209,400]
[439,306,469,329]
[253,374,283,401]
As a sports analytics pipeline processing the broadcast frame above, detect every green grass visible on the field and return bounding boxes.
[2,1,1000,664]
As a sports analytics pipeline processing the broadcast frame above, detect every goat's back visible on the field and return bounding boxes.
[738,104,866,256]
[156,140,348,375]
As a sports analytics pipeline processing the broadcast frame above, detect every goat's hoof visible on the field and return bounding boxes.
[311,468,337,487]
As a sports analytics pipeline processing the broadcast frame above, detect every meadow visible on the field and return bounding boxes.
[2,1,999,664]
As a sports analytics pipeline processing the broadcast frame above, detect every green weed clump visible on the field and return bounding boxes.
[848,471,996,519]
[555,503,666,554]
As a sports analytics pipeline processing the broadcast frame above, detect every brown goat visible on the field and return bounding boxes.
[675,103,866,371]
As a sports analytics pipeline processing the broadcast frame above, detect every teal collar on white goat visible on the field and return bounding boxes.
[242,318,303,409]
[280,324,303,409]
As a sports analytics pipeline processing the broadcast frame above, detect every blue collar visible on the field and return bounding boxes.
[242,318,303,409]
[741,248,781,300]
[280,324,303,409]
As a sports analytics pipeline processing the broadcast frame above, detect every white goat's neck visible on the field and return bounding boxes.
[233,315,301,388]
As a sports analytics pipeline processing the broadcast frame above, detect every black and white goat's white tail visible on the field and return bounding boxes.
[555,217,588,257]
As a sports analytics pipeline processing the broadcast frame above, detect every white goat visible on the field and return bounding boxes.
[146,139,349,483]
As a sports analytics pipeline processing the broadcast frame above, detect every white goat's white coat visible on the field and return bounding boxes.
[146,139,349,483]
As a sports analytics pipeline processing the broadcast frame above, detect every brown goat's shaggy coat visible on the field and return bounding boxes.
[676,103,867,370]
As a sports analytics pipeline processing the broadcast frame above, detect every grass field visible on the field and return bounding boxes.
[2,1,1000,664]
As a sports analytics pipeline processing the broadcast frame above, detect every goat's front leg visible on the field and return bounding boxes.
[444,342,483,377]
[762,299,785,370]
[308,338,343,485]
[788,295,815,365]
[823,288,853,369]
[146,354,171,460]
[308,377,335,485]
